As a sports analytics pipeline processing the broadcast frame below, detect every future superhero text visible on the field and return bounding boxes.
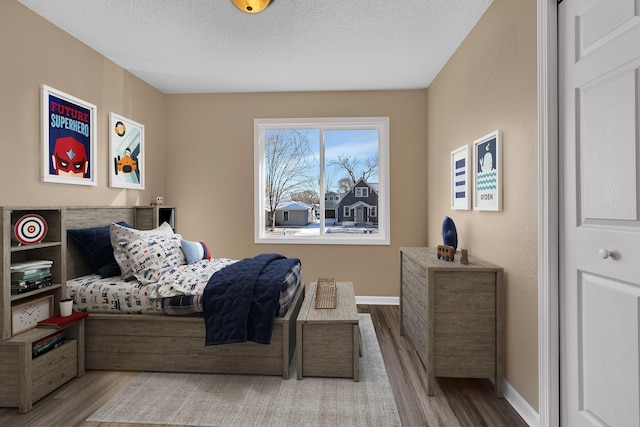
[49,101,89,137]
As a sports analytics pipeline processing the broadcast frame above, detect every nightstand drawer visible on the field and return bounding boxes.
[32,339,77,402]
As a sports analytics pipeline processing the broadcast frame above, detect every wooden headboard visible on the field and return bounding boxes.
[64,206,153,279]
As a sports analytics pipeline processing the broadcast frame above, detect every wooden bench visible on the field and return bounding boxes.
[296,281,360,381]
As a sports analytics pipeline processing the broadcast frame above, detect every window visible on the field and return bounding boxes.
[355,187,369,197]
[254,117,390,245]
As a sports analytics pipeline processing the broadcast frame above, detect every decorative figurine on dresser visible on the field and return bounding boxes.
[437,216,458,261]
[399,246,504,398]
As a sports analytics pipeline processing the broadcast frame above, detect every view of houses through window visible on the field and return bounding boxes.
[254,117,389,244]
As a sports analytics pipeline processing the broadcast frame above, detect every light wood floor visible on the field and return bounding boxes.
[0,305,527,427]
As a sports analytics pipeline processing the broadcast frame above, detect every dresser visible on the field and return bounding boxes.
[399,247,504,397]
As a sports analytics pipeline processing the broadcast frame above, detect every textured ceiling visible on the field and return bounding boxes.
[18,0,493,94]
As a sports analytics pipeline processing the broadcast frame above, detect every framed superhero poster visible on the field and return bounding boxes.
[41,85,97,186]
[109,112,144,189]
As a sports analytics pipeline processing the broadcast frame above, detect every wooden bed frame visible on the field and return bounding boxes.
[64,206,304,379]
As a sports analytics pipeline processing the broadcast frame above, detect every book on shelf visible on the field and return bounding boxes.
[37,311,88,328]
[11,277,53,294]
[11,267,51,280]
[32,330,66,358]
[11,269,51,282]
[11,274,52,286]
[10,259,53,272]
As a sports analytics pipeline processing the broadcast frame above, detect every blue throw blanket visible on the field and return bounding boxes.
[203,253,300,346]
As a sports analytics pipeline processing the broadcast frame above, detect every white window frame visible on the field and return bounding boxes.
[343,206,351,217]
[254,117,390,245]
[369,206,377,217]
[355,187,369,197]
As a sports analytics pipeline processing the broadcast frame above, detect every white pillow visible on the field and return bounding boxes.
[121,235,186,285]
[110,222,175,280]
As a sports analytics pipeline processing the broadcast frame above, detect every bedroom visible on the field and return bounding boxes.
[0,0,539,425]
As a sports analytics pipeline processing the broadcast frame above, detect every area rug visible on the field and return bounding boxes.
[87,314,401,426]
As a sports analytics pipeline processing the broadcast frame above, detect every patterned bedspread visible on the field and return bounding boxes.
[66,258,302,317]
[66,275,164,314]
[150,258,238,298]
[163,261,301,317]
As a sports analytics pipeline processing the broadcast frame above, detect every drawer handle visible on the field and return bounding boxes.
[48,355,66,366]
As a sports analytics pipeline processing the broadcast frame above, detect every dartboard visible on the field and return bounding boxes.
[14,214,48,245]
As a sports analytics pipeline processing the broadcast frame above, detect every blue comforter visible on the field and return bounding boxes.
[203,253,300,346]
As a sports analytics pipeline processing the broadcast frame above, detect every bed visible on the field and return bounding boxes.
[64,206,304,379]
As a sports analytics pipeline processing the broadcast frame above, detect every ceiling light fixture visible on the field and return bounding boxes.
[232,0,271,14]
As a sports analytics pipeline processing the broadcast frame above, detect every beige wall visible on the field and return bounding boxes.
[3,0,539,413]
[427,0,539,409]
[0,1,167,208]
[164,91,429,297]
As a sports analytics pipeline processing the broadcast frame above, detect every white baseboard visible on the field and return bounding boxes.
[502,379,540,427]
[355,296,399,305]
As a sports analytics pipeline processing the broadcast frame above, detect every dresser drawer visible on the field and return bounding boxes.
[32,339,77,402]
[402,255,427,284]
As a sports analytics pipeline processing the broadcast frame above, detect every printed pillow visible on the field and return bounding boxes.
[121,235,186,285]
[110,221,175,280]
[181,240,211,264]
[67,221,131,278]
